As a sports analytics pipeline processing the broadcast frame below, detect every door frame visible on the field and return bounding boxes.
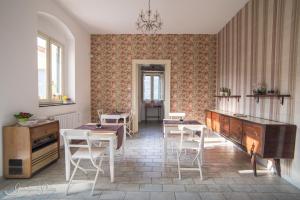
[131,59,171,132]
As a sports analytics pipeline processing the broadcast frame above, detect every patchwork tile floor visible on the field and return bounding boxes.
[0,122,299,200]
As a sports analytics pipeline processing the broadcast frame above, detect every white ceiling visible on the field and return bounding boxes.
[56,0,249,34]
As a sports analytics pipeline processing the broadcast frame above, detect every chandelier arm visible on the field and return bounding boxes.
[141,17,148,24]
[136,0,162,33]
[149,20,161,26]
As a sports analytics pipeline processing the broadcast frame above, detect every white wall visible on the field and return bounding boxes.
[0,0,90,177]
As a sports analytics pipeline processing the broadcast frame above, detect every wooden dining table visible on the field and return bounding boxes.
[61,123,124,183]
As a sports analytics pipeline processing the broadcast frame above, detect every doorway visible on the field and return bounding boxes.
[132,59,171,132]
[139,65,164,123]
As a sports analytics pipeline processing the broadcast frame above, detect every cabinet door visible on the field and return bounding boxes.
[242,122,263,156]
[206,111,212,130]
[220,115,230,137]
[211,112,220,132]
[230,118,243,144]
[31,121,59,142]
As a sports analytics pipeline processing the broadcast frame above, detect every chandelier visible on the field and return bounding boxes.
[136,0,162,33]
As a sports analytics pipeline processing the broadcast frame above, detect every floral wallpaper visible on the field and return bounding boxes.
[91,34,216,122]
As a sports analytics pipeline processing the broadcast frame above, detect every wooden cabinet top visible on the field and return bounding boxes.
[207,109,295,126]
[4,120,58,129]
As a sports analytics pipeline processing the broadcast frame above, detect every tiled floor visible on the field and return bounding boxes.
[1,122,299,200]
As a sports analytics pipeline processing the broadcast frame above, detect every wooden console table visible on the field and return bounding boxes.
[205,110,296,177]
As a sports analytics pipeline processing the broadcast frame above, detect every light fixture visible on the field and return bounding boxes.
[136,0,162,34]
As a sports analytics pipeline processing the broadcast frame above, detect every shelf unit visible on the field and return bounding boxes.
[214,95,241,102]
[246,94,291,105]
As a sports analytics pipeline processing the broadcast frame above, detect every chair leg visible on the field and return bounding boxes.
[177,151,182,180]
[66,159,81,195]
[98,141,102,147]
[91,159,102,195]
[196,156,203,181]
[126,127,132,137]
[99,156,104,174]
[192,150,200,166]
[77,165,88,174]
[199,151,203,166]
[130,128,134,136]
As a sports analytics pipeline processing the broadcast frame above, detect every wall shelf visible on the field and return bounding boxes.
[214,95,241,102]
[246,94,291,105]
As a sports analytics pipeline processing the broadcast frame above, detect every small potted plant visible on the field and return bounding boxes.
[220,87,231,96]
[225,88,231,96]
[219,88,224,96]
[267,89,279,95]
[253,83,267,95]
[14,112,33,125]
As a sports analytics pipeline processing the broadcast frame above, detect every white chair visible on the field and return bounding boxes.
[176,125,207,180]
[169,112,186,120]
[126,111,134,137]
[100,114,120,124]
[168,112,186,152]
[97,109,103,122]
[62,129,106,195]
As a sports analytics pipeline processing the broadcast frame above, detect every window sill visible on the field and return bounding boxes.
[39,102,76,107]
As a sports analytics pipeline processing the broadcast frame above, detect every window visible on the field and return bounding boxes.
[37,33,63,101]
[143,73,164,101]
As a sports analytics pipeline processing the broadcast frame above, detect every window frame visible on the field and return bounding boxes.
[37,31,64,103]
[142,72,164,101]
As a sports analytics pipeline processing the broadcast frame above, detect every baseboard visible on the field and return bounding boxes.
[250,156,300,189]
[282,175,300,189]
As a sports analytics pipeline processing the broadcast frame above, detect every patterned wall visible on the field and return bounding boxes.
[217,0,300,179]
[91,34,216,122]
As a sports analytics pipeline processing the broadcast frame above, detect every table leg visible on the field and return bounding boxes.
[274,159,281,177]
[122,120,126,159]
[145,107,147,122]
[251,153,257,177]
[159,107,161,120]
[163,126,167,162]
[158,107,159,120]
[109,139,115,182]
[65,145,70,181]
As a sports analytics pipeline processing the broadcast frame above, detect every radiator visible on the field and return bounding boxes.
[52,112,81,147]
[52,112,81,129]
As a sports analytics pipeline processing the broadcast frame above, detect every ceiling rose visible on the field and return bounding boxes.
[136,0,163,34]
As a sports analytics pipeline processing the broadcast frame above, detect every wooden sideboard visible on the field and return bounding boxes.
[3,120,60,178]
[205,110,297,176]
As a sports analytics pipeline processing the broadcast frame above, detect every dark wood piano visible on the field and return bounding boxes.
[205,109,297,176]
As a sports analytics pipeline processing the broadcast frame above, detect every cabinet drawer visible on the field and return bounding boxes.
[220,115,230,136]
[206,111,212,130]
[211,112,220,132]
[230,118,243,144]
[31,122,59,141]
[32,150,58,173]
[243,122,263,140]
[242,122,264,156]
[32,142,58,160]
[244,138,262,156]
